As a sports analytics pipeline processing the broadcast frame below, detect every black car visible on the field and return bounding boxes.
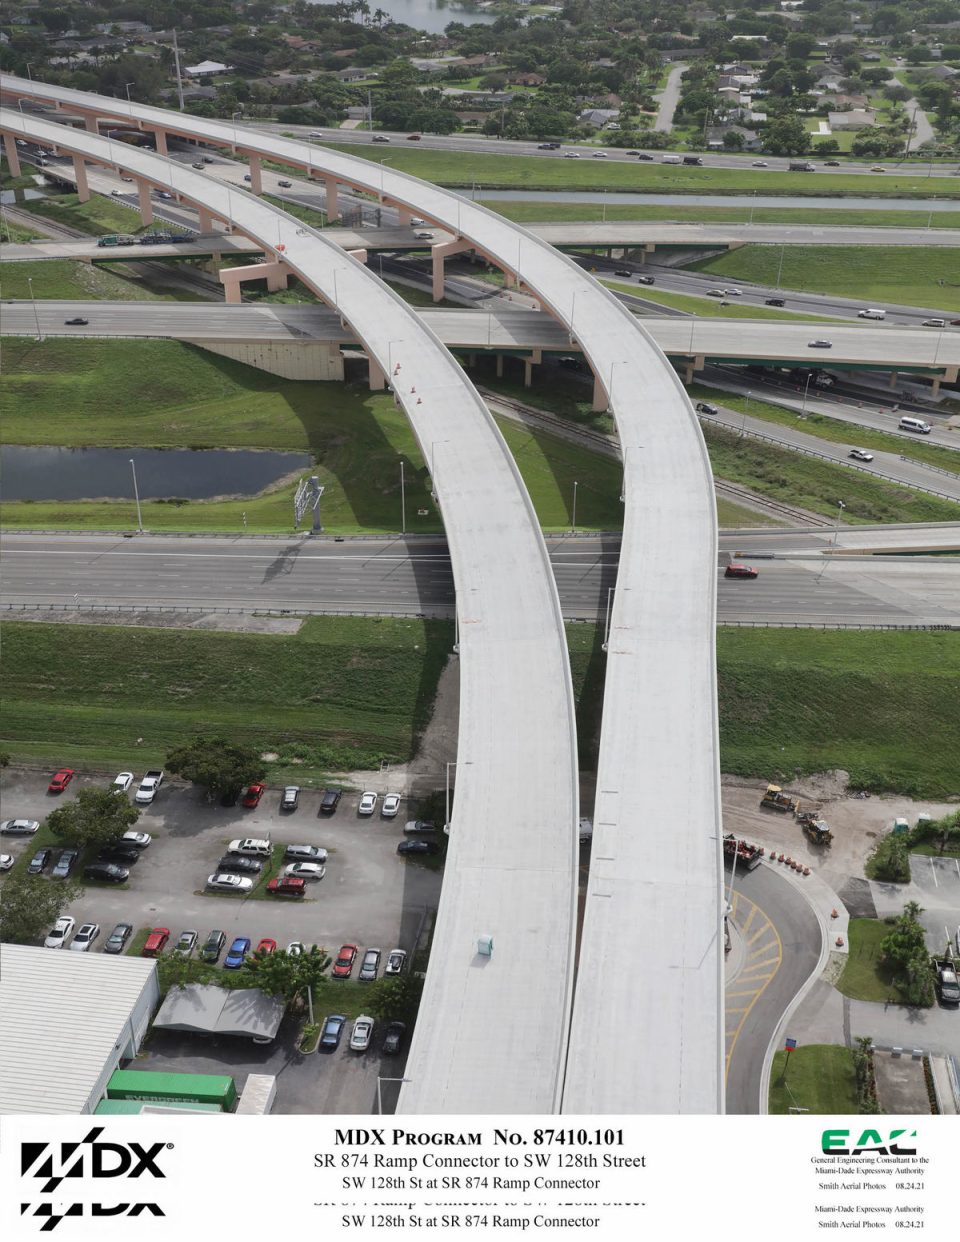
[216,855,263,874]
[636,153,654,160]
[695,402,719,416]
[27,847,52,874]
[319,787,342,814]
[614,269,632,277]
[278,179,292,187]
[98,844,140,864]
[320,1013,346,1050]
[383,1021,407,1055]
[51,849,79,878]
[103,922,133,953]
[765,298,785,307]
[280,785,301,812]
[168,233,193,243]
[64,317,88,325]
[83,862,129,883]
[200,929,226,963]
[397,840,439,856]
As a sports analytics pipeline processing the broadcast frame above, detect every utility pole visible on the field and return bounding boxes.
[172,30,185,111]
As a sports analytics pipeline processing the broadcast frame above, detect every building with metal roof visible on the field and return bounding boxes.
[0,944,160,1114]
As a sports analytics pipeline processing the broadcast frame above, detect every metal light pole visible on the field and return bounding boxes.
[801,373,812,416]
[129,458,144,532]
[26,63,34,81]
[740,391,751,439]
[125,81,135,102]
[775,242,785,289]
[749,188,756,226]
[27,276,42,341]
[571,479,578,531]
[602,584,615,651]
[400,459,406,534]
[833,499,845,548]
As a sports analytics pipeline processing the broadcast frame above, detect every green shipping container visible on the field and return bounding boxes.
[96,1099,221,1114]
[106,1070,237,1110]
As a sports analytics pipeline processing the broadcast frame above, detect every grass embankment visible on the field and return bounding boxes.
[0,258,191,302]
[768,1046,861,1114]
[1,216,42,242]
[690,245,960,312]
[689,384,960,473]
[322,143,960,198]
[17,191,148,238]
[837,919,900,1003]
[485,201,960,229]
[702,421,960,524]
[717,629,960,799]
[0,617,452,777]
[600,279,835,322]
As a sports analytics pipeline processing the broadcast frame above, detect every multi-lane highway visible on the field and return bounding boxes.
[3,533,957,628]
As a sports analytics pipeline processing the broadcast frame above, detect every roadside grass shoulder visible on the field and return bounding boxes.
[0,259,184,301]
[482,200,960,229]
[1,218,42,241]
[19,192,148,238]
[689,245,960,312]
[768,1046,861,1114]
[716,628,960,799]
[600,280,835,322]
[837,919,901,1003]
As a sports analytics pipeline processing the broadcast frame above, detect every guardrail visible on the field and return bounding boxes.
[706,416,960,503]
[900,455,960,481]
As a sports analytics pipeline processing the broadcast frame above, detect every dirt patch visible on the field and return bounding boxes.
[722,774,957,895]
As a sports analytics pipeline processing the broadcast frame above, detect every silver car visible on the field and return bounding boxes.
[359,948,381,981]
[70,923,100,952]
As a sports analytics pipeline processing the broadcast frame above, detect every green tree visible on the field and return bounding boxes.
[880,901,927,969]
[365,972,423,1025]
[723,130,745,151]
[813,138,840,154]
[763,114,810,155]
[0,874,85,944]
[47,786,141,851]
[245,945,330,1022]
[166,736,265,801]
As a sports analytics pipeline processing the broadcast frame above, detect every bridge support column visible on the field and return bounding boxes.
[3,132,21,178]
[248,154,262,195]
[347,248,368,264]
[496,355,504,378]
[397,206,413,226]
[83,113,99,134]
[324,178,340,221]
[152,129,168,157]
[136,179,154,226]
[218,260,290,302]
[592,372,608,412]
[889,370,899,388]
[521,349,542,388]
[72,156,90,203]
[682,354,706,384]
[504,270,516,288]
[368,356,387,390]
[931,376,941,398]
[431,238,473,303]
[198,206,216,233]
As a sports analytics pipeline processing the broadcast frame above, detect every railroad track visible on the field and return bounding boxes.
[715,481,833,527]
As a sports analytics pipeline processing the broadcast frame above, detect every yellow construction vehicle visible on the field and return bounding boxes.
[760,784,799,813]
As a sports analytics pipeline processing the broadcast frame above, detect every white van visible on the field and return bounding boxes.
[661,154,682,164]
[857,308,886,320]
[898,416,932,434]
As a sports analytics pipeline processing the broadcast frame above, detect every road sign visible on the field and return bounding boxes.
[785,1037,798,1051]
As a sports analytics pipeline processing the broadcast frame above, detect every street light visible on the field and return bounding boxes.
[571,479,578,531]
[232,110,242,155]
[739,390,751,439]
[833,499,846,548]
[125,81,135,103]
[800,372,812,416]
[400,459,406,534]
[27,276,42,341]
[129,458,144,533]
[775,242,786,289]
[25,63,34,81]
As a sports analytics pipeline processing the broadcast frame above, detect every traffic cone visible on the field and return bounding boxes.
[831,909,839,919]
[836,936,845,947]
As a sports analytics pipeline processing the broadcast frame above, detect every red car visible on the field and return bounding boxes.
[48,768,75,794]
[255,938,277,955]
[242,783,266,808]
[332,943,358,978]
[142,927,170,957]
[266,876,305,897]
[725,563,758,579]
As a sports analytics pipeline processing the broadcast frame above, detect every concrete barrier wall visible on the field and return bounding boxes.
[188,338,344,381]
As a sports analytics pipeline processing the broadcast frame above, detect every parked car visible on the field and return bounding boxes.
[319,787,342,814]
[121,831,151,848]
[142,927,170,957]
[695,402,718,416]
[112,772,134,792]
[404,820,437,835]
[103,922,133,954]
[242,783,266,808]
[70,923,100,952]
[0,854,13,871]
[217,855,263,875]
[48,768,75,794]
[224,936,251,968]
[849,448,874,462]
[359,948,381,981]
[725,563,758,579]
[381,794,401,818]
[385,949,407,976]
[200,929,226,962]
[174,930,198,956]
[765,298,785,307]
[51,849,79,879]
[44,916,75,949]
[97,844,140,864]
[808,339,833,349]
[266,876,305,897]
[350,1015,375,1051]
[332,943,358,979]
[207,873,254,892]
[84,862,129,883]
[398,840,439,855]
[64,317,88,326]
[383,1021,407,1055]
[0,819,39,835]
[227,838,271,857]
[27,847,52,874]
[358,792,378,816]
[284,844,328,863]
[282,862,325,882]
[320,1013,346,1049]
[255,938,277,955]
[936,963,960,1005]
[280,786,300,812]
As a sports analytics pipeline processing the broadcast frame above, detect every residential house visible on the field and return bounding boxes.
[706,124,762,150]
[827,108,877,130]
[184,60,232,77]
[578,107,621,128]
[337,67,377,82]
[507,72,546,87]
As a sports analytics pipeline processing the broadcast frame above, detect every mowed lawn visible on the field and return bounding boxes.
[690,245,960,311]
[0,259,188,302]
[601,279,834,322]
[768,1046,861,1114]
[0,617,453,775]
[484,201,960,230]
[716,629,960,799]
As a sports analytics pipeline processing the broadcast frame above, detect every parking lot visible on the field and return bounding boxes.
[871,852,960,960]
[1,769,443,1112]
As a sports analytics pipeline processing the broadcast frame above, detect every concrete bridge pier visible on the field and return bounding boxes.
[396,206,413,226]
[72,156,90,202]
[198,207,216,233]
[368,356,387,391]
[247,154,262,195]
[324,177,340,221]
[522,349,542,388]
[151,129,168,157]
[431,238,474,302]
[137,179,154,226]
[496,355,504,378]
[682,354,706,384]
[3,132,21,178]
[83,113,99,134]
[219,260,290,304]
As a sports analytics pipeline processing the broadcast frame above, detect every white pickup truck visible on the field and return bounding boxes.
[135,770,164,805]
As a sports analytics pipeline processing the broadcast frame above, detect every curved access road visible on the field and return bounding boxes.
[0,105,582,1117]
[1,79,726,1115]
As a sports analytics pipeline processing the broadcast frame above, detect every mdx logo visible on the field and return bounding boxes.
[20,1127,167,1232]
[821,1128,918,1155]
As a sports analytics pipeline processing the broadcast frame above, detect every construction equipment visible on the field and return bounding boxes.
[723,834,764,871]
[800,818,833,846]
[760,784,799,813]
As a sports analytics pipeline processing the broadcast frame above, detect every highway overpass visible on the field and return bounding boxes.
[2,80,727,1115]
